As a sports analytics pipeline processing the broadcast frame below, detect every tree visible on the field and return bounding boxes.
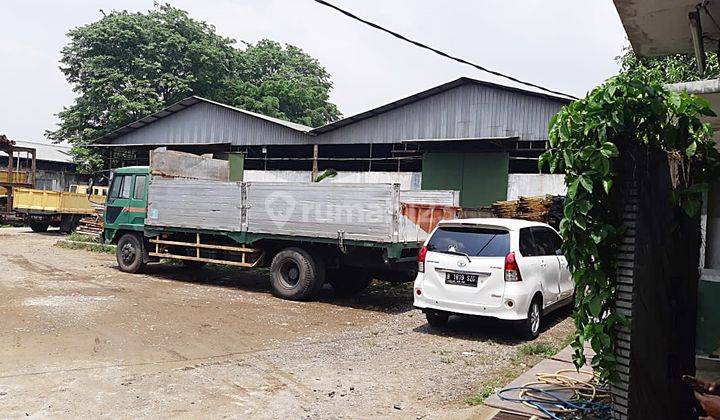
[618,46,720,83]
[47,4,341,171]
[226,40,339,128]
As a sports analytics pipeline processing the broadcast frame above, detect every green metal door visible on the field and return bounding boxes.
[421,152,508,207]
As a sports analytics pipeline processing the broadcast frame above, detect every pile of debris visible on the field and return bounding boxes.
[490,195,565,228]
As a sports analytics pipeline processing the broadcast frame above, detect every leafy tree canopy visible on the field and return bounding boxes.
[47,3,341,171]
[618,46,720,83]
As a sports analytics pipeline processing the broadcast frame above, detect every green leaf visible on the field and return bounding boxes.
[682,198,702,217]
[567,178,580,198]
[602,178,613,194]
[686,141,697,157]
[574,217,587,231]
[538,152,551,173]
[600,142,619,158]
[589,295,603,317]
[600,333,612,348]
[579,175,593,193]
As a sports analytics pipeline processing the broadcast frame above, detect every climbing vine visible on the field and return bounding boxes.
[539,73,720,383]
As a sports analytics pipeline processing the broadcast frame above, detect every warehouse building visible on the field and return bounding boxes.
[93,77,571,207]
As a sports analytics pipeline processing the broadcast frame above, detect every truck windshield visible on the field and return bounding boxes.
[109,175,126,199]
[427,226,510,257]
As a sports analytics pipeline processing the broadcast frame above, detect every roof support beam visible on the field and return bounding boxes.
[690,9,706,76]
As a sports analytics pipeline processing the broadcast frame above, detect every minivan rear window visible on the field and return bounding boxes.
[427,226,510,257]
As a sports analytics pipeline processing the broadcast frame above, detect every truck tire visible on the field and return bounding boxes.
[269,247,321,300]
[328,268,373,296]
[117,233,147,274]
[59,215,80,234]
[28,221,49,233]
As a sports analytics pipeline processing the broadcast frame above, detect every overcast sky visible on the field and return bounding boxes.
[0,0,628,144]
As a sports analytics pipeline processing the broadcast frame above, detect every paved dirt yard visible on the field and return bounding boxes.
[0,227,573,419]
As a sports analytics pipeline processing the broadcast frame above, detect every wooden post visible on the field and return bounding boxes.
[369,143,373,171]
[311,144,319,181]
[611,141,700,419]
[30,149,36,187]
[7,146,13,213]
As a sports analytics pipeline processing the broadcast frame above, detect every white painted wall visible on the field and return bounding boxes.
[243,170,422,190]
[244,171,566,201]
[507,174,566,200]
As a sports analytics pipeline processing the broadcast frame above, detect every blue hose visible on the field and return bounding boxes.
[496,386,612,419]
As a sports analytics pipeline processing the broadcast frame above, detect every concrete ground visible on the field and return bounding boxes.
[0,227,573,419]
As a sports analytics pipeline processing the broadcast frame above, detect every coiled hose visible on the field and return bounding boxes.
[496,369,612,419]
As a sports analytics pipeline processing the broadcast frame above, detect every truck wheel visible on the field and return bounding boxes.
[328,268,373,296]
[117,233,147,274]
[28,221,49,233]
[59,215,79,234]
[269,247,321,300]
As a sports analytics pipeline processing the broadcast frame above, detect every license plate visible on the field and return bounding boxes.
[445,272,479,287]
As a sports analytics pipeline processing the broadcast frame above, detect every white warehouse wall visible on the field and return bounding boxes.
[507,174,566,200]
[244,171,565,201]
[243,170,422,190]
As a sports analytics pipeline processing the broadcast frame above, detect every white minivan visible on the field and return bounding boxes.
[413,218,574,339]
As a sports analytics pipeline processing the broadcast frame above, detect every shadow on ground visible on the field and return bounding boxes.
[131,263,416,315]
[412,304,572,345]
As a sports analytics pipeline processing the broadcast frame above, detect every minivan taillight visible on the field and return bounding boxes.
[418,245,428,273]
[504,251,522,282]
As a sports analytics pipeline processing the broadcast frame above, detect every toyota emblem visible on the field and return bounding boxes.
[457,259,467,268]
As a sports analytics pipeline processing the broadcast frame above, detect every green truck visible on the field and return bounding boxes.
[102,151,460,301]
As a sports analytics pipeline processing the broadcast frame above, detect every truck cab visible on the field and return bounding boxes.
[104,166,149,244]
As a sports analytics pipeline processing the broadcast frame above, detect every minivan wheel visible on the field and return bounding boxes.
[425,310,449,328]
[521,298,543,340]
[116,233,147,274]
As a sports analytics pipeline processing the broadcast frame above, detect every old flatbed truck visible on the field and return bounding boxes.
[103,150,460,300]
[12,186,107,233]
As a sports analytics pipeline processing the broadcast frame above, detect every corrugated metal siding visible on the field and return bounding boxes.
[244,182,398,242]
[109,102,311,146]
[313,84,566,144]
[399,190,460,206]
[146,177,243,232]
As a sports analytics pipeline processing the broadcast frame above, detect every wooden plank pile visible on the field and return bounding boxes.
[76,206,104,236]
[490,195,565,228]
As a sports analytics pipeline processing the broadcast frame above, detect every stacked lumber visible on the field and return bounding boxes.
[490,195,565,228]
[76,206,104,236]
[490,200,519,218]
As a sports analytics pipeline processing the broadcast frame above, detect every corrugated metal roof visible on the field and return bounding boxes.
[92,96,311,144]
[310,77,572,135]
[5,140,74,164]
[91,76,571,147]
